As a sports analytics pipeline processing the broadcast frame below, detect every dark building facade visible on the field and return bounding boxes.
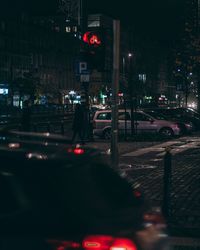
[173,0,200,109]
[0,16,81,106]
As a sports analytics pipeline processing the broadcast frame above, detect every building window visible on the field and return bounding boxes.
[55,26,60,32]
[72,26,77,32]
[138,74,146,83]
[65,26,71,32]
[88,20,100,27]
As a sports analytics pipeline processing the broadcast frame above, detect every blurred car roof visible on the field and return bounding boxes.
[0,130,169,250]
[0,130,108,165]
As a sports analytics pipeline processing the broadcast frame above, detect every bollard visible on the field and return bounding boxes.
[162,146,172,219]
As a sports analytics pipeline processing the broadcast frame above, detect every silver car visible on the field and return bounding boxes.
[93,109,182,139]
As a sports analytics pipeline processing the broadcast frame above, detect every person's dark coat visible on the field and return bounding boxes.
[72,104,85,131]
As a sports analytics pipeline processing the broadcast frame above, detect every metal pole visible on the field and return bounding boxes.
[128,55,135,137]
[124,96,127,141]
[111,20,120,169]
[81,81,90,141]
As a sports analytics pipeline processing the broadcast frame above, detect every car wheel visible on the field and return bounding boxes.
[103,128,111,140]
[159,127,174,137]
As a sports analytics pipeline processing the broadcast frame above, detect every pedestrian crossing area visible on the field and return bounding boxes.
[122,137,200,161]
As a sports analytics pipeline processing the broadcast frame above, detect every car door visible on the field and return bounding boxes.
[118,111,131,135]
[134,112,157,134]
[95,111,111,130]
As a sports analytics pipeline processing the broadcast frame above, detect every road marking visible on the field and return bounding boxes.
[150,158,162,162]
[122,139,200,157]
[119,164,158,171]
[156,141,200,157]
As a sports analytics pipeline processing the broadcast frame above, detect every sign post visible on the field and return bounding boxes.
[111,20,120,169]
[78,62,91,141]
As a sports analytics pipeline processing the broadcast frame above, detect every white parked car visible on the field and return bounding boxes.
[93,109,182,139]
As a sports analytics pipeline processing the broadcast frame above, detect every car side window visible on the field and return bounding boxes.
[97,112,111,120]
[134,113,151,121]
[118,112,131,120]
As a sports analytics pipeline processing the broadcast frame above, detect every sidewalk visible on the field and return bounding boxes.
[86,139,161,154]
[87,138,200,238]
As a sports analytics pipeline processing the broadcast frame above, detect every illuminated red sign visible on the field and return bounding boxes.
[83,31,102,46]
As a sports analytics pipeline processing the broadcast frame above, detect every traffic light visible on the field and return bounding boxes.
[82,30,105,71]
[83,31,102,47]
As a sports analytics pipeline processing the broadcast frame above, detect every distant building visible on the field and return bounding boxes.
[173,0,200,108]
[58,0,83,29]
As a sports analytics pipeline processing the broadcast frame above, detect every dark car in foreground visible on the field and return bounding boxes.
[0,131,168,250]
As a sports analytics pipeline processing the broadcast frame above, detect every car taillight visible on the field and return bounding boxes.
[133,190,142,198]
[83,235,137,250]
[83,235,113,250]
[73,148,85,154]
[47,239,81,250]
[67,148,85,155]
[47,236,137,250]
[110,238,137,250]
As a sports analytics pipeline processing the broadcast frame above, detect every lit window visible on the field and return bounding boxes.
[88,20,100,27]
[72,26,77,32]
[138,74,146,82]
[55,26,60,32]
[66,26,71,32]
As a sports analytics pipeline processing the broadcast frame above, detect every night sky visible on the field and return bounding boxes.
[86,0,185,39]
[2,0,185,41]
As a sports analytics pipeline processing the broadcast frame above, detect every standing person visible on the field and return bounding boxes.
[21,100,32,132]
[71,103,85,144]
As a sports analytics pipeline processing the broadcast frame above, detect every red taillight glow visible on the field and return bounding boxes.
[47,236,137,250]
[83,236,137,250]
[111,238,137,250]
[67,148,85,155]
[73,148,85,154]
[83,236,113,250]
[133,190,142,198]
